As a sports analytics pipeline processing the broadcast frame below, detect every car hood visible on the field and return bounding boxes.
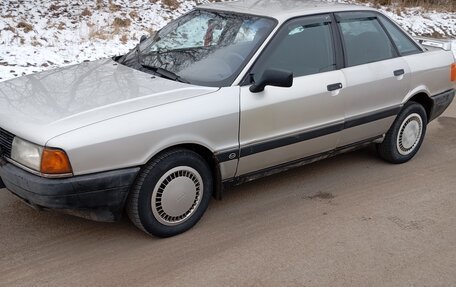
[0,58,218,145]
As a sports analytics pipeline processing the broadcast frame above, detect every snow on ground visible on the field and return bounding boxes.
[0,0,209,81]
[0,0,455,82]
[386,9,456,38]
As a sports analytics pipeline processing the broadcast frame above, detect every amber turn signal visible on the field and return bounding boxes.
[451,63,456,82]
[41,148,73,174]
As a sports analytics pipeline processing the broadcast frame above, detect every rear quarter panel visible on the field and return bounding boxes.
[402,50,455,101]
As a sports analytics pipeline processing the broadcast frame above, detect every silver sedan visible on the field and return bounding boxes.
[0,0,455,237]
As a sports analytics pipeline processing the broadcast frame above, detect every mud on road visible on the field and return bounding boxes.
[1,103,456,287]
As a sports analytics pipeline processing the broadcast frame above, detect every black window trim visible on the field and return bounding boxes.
[375,15,401,57]
[334,11,400,68]
[240,13,340,86]
[329,13,345,69]
[374,12,424,56]
[333,10,423,69]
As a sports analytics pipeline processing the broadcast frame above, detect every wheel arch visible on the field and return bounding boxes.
[402,85,433,120]
[144,143,224,200]
[407,92,433,121]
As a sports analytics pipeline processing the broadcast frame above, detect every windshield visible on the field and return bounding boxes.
[117,9,276,87]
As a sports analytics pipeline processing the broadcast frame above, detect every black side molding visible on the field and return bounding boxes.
[215,105,402,163]
[239,105,400,158]
[344,106,402,129]
[240,123,344,158]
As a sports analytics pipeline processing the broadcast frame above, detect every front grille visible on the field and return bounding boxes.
[0,127,14,158]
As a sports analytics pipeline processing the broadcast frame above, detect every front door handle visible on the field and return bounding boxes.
[394,69,405,76]
[327,83,343,91]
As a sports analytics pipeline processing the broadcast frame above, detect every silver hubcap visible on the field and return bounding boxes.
[151,166,203,226]
[397,113,423,156]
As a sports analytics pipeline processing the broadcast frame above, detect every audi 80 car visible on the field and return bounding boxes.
[0,0,455,237]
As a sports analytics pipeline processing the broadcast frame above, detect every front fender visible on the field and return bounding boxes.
[46,87,240,179]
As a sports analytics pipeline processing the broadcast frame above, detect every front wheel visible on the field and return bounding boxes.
[127,149,213,237]
[377,102,427,164]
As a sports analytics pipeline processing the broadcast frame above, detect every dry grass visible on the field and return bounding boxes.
[146,27,156,36]
[129,10,139,19]
[48,4,60,11]
[47,21,66,31]
[109,0,122,12]
[57,22,66,30]
[88,16,133,41]
[420,28,446,38]
[113,17,131,28]
[81,7,92,17]
[109,4,121,12]
[162,0,180,9]
[96,0,104,10]
[31,36,41,47]
[120,34,129,44]
[17,21,33,33]
[1,13,14,18]
[89,28,111,41]
[3,25,16,33]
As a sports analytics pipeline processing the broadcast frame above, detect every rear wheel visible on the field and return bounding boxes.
[127,149,213,237]
[377,102,427,164]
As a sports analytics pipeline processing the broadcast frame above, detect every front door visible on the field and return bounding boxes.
[237,14,346,176]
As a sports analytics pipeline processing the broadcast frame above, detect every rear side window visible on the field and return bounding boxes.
[337,13,396,67]
[252,14,336,80]
[377,15,422,56]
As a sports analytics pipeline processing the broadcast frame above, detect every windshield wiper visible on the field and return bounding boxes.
[141,64,189,84]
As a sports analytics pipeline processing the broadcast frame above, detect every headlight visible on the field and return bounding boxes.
[11,137,43,171]
[11,137,73,175]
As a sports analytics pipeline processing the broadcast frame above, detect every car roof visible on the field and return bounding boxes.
[199,0,376,22]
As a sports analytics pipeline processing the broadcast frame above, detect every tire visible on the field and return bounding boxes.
[127,148,213,237]
[377,101,427,164]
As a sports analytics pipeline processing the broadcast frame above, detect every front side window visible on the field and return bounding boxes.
[377,15,422,56]
[251,14,336,82]
[337,12,396,67]
[117,10,276,87]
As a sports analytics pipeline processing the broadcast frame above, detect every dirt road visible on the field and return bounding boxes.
[1,103,456,287]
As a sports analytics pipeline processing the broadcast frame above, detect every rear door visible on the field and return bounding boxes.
[335,12,412,146]
[237,14,346,176]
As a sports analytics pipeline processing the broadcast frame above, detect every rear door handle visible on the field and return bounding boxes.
[394,69,405,76]
[327,83,343,91]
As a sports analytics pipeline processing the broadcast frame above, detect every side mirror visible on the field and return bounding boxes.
[140,35,148,43]
[250,69,293,93]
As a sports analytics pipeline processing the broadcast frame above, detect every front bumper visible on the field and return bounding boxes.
[0,159,139,222]
[429,89,455,122]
